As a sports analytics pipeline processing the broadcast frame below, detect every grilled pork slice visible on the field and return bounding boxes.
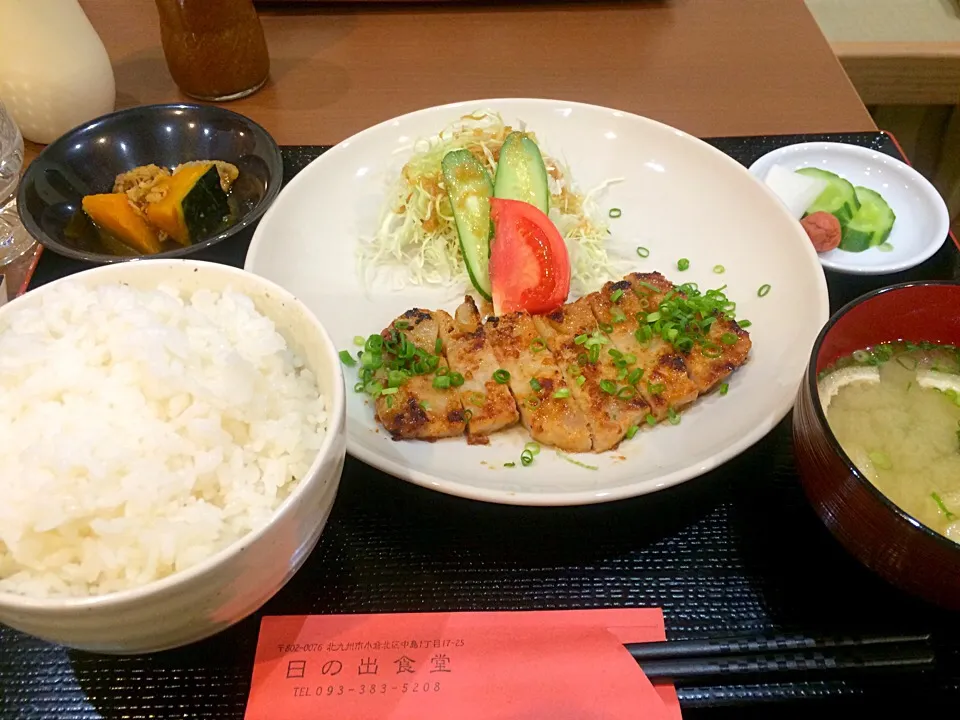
[684,314,752,393]
[590,274,699,422]
[375,309,466,440]
[485,311,592,452]
[533,297,650,451]
[437,297,519,444]
[623,272,751,393]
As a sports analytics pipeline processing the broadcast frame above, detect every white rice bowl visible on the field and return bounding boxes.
[0,278,328,598]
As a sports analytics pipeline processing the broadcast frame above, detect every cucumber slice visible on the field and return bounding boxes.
[796,168,860,225]
[839,186,896,253]
[493,131,550,214]
[441,149,494,300]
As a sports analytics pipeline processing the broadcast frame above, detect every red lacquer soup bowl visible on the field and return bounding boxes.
[793,281,960,610]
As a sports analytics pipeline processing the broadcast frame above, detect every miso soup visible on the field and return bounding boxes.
[818,341,960,543]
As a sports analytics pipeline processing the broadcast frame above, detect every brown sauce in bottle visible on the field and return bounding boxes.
[155,0,270,101]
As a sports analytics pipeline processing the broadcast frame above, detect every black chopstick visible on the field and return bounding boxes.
[623,634,934,683]
[625,632,931,661]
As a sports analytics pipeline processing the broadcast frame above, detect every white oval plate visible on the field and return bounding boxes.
[245,98,828,506]
[749,142,950,275]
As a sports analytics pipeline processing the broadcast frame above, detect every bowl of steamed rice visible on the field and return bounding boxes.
[794,281,960,610]
[0,260,345,653]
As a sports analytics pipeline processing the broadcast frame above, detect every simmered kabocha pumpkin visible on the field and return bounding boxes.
[81,194,163,254]
[146,163,231,246]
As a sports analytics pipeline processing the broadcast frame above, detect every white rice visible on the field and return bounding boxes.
[0,281,327,598]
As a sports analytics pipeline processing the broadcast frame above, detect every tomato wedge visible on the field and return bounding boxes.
[489,198,571,315]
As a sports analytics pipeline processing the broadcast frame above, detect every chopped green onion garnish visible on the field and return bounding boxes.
[616,385,636,400]
[868,450,893,470]
[611,308,627,324]
[625,425,639,440]
[713,265,725,274]
[758,283,771,297]
[738,319,752,329]
[677,258,690,271]
[611,289,624,303]
[520,449,535,466]
[380,387,399,395]
[608,348,623,360]
[609,208,622,218]
[720,332,738,345]
[646,413,657,426]
[353,335,365,346]
[464,408,473,421]
[599,379,617,394]
[435,337,443,354]
[339,350,357,366]
[667,407,681,425]
[648,382,665,395]
[530,378,542,392]
[628,368,643,385]
[567,364,580,377]
[386,395,394,408]
[932,492,956,519]
[366,335,383,352]
[432,375,451,389]
[896,355,919,371]
[576,375,586,386]
[719,382,729,396]
[493,369,510,384]
[387,369,408,387]
[617,367,628,381]
[525,442,541,456]
[636,246,650,258]
[504,462,516,468]
[420,400,431,411]
[449,372,465,387]
[395,320,409,329]
[361,352,382,370]
[701,345,722,359]
[531,338,547,353]
[469,392,485,407]
[574,333,589,345]
[526,397,541,409]
[353,381,364,393]
[588,345,601,363]
[583,331,610,347]
[557,452,598,470]
[599,322,613,333]
[646,311,661,323]
[553,388,571,399]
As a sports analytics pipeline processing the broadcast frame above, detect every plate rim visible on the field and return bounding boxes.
[748,141,950,276]
[245,97,830,506]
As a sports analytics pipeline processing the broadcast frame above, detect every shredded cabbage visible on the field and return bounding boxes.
[358,111,628,296]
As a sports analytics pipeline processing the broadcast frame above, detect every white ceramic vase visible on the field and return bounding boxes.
[0,0,116,144]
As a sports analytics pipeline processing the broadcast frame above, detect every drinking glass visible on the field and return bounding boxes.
[0,101,37,294]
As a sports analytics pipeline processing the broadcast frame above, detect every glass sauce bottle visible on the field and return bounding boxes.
[155,0,270,102]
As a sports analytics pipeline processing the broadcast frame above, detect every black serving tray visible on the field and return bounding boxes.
[5,133,960,719]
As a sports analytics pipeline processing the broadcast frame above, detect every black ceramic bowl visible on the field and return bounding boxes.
[17,103,282,263]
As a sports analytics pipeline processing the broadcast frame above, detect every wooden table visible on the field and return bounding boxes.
[26,0,873,163]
